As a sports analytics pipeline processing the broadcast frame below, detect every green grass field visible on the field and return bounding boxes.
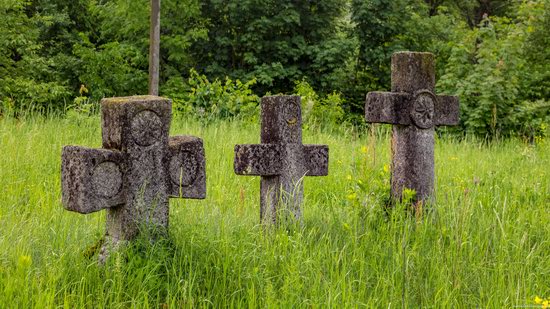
[0,113,549,307]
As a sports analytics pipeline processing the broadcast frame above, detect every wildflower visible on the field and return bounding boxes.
[383,164,389,173]
[535,297,550,309]
[360,146,368,154]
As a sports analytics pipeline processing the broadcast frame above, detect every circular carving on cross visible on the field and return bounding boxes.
[92,161,123,198]
[410,90,436,129]
[131,110,163,146]
[169,151,198,187]
[285,101,300,126]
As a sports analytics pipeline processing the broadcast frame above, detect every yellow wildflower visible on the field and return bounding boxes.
[535,297,550,309]
[360,146,368,154]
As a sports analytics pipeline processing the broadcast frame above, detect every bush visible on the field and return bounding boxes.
[437,1,550,137]
[293,80,345,129]
[170,70,259,123]
[73,38,148,101]
[0,0,72,114]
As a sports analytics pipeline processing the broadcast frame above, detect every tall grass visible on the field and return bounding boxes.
[0,113,548,307]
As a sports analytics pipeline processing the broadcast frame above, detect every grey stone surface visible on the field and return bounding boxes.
[364,52,460,205]
[61,95,206,256]
[234,95,329,224]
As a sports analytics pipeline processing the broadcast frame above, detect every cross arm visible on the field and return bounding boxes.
[366,92,460,127]
[234,144,281,176]
[365,92,412,125]
[304,145,329,176]
[166,136,206,199]
[434,95,460,126]
[61,146,127,214]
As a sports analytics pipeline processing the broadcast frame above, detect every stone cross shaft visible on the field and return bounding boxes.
[365,52,459,204]
[234,95,329,224]
[61,96,206,246]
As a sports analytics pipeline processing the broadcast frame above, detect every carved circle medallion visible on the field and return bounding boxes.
[410,90,436,129]
[92,161,123,198]
[169,151,198,187]
[131,110,163,146]
[285,101,300,126]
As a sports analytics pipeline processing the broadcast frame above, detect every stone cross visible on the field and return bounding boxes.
[365,52,459,205]
[234,95,329,224]
[61,96,206,254]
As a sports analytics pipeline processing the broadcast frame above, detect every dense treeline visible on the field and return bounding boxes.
[0,0,548,137]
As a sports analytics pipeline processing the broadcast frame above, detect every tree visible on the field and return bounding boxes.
[72,0,207,100]
[437,1,550,137]
[0,0,72,112]
[190,0,353,95]
[347,0,433,113]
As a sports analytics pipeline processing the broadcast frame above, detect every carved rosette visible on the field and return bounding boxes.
[410,90,436,129]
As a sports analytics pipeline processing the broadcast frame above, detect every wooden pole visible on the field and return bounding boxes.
[148,0,160,96]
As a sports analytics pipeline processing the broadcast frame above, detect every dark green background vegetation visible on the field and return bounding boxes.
[1,0,549,137]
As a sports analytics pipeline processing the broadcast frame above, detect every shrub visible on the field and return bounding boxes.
[170,70,259,122]
[293,80,345,129]
[73,38,148,101]
[437,1,550,137]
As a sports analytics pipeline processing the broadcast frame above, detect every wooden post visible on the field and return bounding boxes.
[148,0,160,96]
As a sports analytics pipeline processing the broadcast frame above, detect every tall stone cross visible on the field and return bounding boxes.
[365,52,459,205]
[61,96,206,254]
[234,95,329,224]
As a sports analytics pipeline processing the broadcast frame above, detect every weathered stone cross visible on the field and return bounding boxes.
[365,52,459,205]
[61,96,205,253]
[234,95,329,224]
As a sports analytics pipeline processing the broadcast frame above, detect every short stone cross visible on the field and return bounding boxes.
[365,52,459,205]
[61,96,206,255]
[234,95,329,224]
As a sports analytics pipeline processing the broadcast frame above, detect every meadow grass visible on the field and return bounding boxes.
[0,113,548,308]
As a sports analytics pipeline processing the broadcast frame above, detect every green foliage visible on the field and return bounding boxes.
[193,0,354,94]
[438,1,550,137]
[72,0,207,100]
[443,0,517,28]
[347,0,455,111]
[0,0,72,112]
[73,39,148,100]
[523,1,550,102]
[171,70,259,122]
[293,80,344,128]
[0,0,548,137]
[351,0,414,91]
